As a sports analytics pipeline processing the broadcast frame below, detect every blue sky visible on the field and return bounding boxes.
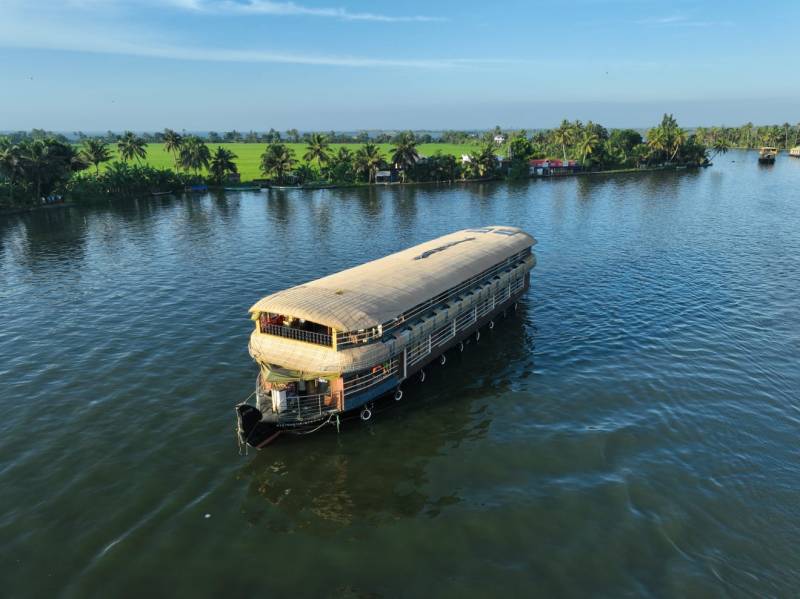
[1,0,798,131]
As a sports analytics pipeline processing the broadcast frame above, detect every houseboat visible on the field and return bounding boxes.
[789,146,800,158]
[236,226,537,448]
[758,146,778,164]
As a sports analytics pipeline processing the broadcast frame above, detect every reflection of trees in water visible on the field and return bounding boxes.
[355,186,383,222]
[12,207,89,268]
[237,306,534,531]
[265,190,293,232]
[390,186,419,232]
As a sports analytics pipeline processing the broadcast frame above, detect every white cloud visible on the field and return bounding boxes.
[0,3,465,68]
[167,0,445,22]
[637,14,733,28]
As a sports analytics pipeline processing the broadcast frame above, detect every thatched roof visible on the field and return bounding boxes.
[249,226,536,331]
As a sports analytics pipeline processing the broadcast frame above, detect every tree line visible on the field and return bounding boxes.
[2,114,714,208]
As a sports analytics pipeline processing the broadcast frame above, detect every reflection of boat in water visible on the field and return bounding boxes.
[758,147,777,164]
[151,191,171,197]
[236,226,537,449]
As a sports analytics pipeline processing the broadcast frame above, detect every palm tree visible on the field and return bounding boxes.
[669,128,688,162]
[354,142,384,184]
[577,130,600,165]
[742,122,754,148]
[469,144,497,178]
[390,132,420,182]
[163,129,183,167]
[709,138,731,162]
[80,138,112,174]
[646,127,668,163]
[334,146,353,164]
[553,120,572,162]
[260,143,296,184]
[303,133,330,167]
[117,131,147,163]
[209,146,238,184]
[178,136,211,176]
[0,138,22,203]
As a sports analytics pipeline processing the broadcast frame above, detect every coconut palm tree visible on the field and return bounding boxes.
[260,143,296,184]
[17,138,85,202]
[669,128,688,162]
[469,144,497,178]
[117,131,147,163]
[553,120,573,162]
[709,138,731,162]
[390,132,420,182]
[208,146,238,184]
[80,138,112,174]
[0,138,22,203]
[163,129,183,166]
[303,133,330,167]
[646,127,668,163]
[577,130,600,166]
[178,136,211,176]
[354,142,384,184]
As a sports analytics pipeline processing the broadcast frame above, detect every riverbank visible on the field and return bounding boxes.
[1,163,713,216]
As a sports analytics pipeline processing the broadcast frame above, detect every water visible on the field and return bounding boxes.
[2,150,799,597]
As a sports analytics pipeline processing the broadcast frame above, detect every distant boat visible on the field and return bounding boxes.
[758,147,777,164]
[789,146,800,158]
[151,191,171,197]
[187,184,208,192]
[224,186,261,191]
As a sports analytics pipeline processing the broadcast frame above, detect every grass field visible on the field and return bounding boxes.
[107,142,482,181]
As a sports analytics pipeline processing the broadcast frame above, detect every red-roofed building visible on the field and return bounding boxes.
[529,158,581,177]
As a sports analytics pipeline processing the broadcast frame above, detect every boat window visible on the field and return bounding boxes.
[492,229,518,236]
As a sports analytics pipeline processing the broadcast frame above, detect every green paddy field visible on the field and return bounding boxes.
[108,142,482,181]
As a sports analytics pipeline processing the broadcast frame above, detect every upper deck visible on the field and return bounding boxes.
[249,226,536,344]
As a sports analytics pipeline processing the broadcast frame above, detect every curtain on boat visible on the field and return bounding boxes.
[261,363,339,383]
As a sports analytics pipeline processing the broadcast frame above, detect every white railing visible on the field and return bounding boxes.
[406,336,432,366]
[476,296,493,318]
[343,358,400,396]
[454,308,477,333]
[257,388,341,423]
[352,248,531,341]
[261,323,332,347]
[431,322,455,348]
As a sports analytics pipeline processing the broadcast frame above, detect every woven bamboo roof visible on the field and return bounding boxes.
[249,226,536,331]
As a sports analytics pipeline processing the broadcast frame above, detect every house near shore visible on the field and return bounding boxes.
[375,170,394,183]
[494,134,506,145]
[529,158,581,177]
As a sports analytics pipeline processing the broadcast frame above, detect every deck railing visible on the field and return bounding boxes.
[257,388,341,422]
[261,323,332,347]
[343,358,400,396]
[336,248,532,346]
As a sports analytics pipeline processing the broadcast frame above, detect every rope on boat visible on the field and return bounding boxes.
[288,413,336,436]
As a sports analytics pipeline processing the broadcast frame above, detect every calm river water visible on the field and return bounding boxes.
[2,150,799,597]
